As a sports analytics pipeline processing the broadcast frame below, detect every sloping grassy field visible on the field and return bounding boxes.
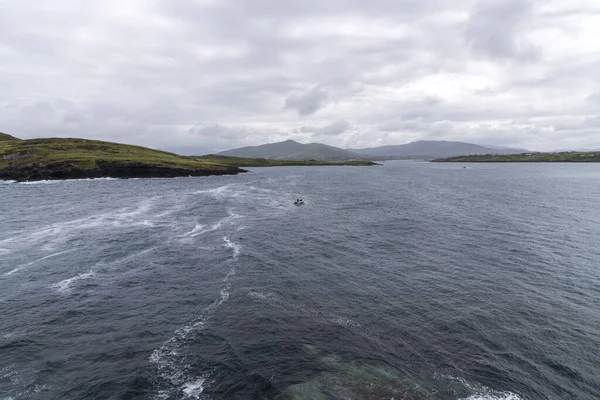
[0,138,232,170]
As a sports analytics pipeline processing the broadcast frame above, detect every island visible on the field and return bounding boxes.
[0,135,379,182]
[190,154,379,167]
[434,152,600,162]
[0,136,245,182]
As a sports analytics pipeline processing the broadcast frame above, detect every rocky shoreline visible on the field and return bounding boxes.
[0,160,246,182]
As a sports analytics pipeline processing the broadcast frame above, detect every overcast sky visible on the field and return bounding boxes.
[1,0,599,153]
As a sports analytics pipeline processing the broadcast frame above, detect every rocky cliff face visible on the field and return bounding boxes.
[0,160,246,182]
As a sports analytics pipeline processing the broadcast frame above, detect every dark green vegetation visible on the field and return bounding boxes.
[0,132,21,141]
[435,152,600,162]
[193,154,378,167]
[0,137,245,181]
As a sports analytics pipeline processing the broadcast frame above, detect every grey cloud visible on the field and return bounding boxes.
[316,120,351,136]
[284,87,330,116]
[587,93,600,105]
[1,0,599,152]
[298,120,351,136]
[464,0,540,61]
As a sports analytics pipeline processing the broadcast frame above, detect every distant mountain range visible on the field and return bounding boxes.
[217,140,527,160]
[218,139,360,160]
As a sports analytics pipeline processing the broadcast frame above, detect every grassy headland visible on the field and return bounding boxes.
[192,154,379,167]
[0,132,21,141]
[434,152,600,162]
[0,137,245,181]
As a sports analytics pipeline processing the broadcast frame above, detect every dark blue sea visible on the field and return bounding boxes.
[1,161,600,400]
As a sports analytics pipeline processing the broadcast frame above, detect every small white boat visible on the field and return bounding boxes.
[294,199,305,205]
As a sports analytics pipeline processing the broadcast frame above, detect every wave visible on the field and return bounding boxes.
[0,198,162,252]
[4,249,75,276]
[193,183,275,201]
[0,365,48,399]
[18,178,121,185]
[47,247,155,295]
[150,237,241,399]
[181,379,206,399]
[52,270,96,294]
[223,236,241,259]
[192,184,233,197]
[247,290,361,329]
[435,375,524,400]
[181,210,242,238]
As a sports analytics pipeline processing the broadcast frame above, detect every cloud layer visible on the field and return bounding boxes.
[1,0,599,152]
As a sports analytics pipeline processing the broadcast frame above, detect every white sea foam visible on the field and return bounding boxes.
[181,379,205,399]
[4,249,75,276]
[0,198,162,252]
[248,290,278,302]
[183,210,242,238]
[52,270,96,294]
[193,184,233,197]
[464,395,522,400]
[223,236,241,259]
[436,375,524,400]
[331,316,362,328]
[183,224,205,237]
[150,237,241,399]
[19,180,62,185]
[18,178,121,185]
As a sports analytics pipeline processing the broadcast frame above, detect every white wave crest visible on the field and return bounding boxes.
[248,290,278,302]
[223,236,241,259]
[193,184,233,197]
[0,198,161,252]
[19,178,121,185]
[182,210,242,238]
[52,270,96,294]
[465,395,523,400]
[182,379,205,399]
[436,375,524,400]
[4,249,75,276]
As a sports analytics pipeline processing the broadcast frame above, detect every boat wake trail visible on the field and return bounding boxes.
[150,237,241,399]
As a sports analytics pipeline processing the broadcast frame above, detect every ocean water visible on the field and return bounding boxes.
[1,161,599,400]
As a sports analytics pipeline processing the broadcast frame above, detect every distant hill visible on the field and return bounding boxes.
[218,139,528,161]
[0,132,20,141]
[218,140,363,160]
[348,140,527,159]
[435,151,600,162]
[192,154,377,167]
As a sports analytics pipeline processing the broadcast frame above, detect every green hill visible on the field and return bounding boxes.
[435,152,600,162]
[218,139,365,160]
[0,137,244,181]
[0,132,21,141]
[193,154,378,167]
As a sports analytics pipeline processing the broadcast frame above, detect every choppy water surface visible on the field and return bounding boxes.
[1,162,600,400]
